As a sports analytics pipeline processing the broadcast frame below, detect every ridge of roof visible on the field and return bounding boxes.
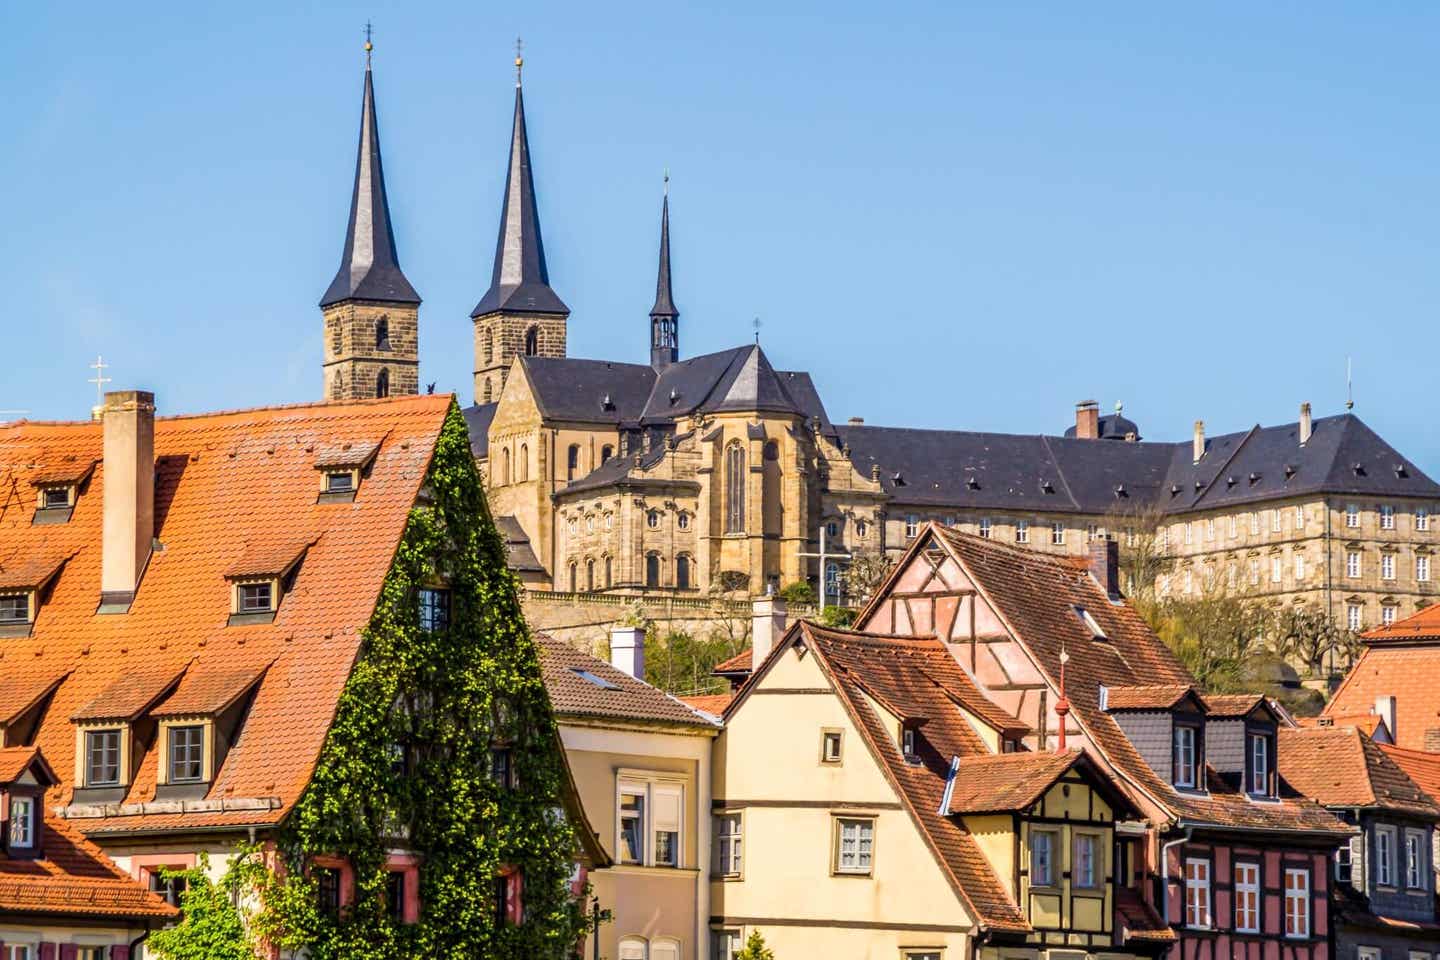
[534,635,717,729]
[0,393,453,431]
[1280,726,1440,818]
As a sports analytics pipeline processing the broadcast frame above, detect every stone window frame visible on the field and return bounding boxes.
[832,815,876,877]
[1381,504,1397,530]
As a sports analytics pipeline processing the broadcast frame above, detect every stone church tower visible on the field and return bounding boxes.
[320,44,421,401]
[471,57,569,405]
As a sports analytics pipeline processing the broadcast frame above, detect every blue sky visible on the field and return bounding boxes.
[6,3,1440,467]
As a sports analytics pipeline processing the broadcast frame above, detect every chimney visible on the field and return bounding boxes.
[1087,539,1120,601]
[751,595,788,669]
[847,416,865,426]
[1299,402,1312,446]
[609,627,646,680]
[1374,695,1397,742]
[1074,400,1100,440]
[1192,420,1205,464]
[100,391,155,613]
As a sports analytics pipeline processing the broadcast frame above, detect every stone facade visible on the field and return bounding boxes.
[472,312,567,403]
[322,300,420,400]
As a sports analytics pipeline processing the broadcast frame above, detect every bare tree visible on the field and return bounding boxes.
[842,549,894,606]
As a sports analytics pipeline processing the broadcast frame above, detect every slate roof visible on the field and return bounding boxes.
[649,192,677,321]
[556,445,676,499]
[535,636,717,729]
[494,516,545,574]
[838,413,1439,515]
[460,402,497,458]
[472,86,568,318]
[1279,727,1440,818]
[1063,411,1143,441]
[1326,638,1440,751]
[0,394,451,836]
[862,525,1353,839]
[319,64,420,307]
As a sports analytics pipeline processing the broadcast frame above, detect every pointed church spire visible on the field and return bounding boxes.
[649,174,679,369]
[471,49,569,319]
[320,38,420,308]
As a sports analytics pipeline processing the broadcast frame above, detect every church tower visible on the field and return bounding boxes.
[471,53,569,405]
[320,38,421,401]
[649,178,679,370]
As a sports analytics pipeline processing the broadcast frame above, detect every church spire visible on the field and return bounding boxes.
[320,39,419,308]
[471,48,569,319]
[649,174,679,369]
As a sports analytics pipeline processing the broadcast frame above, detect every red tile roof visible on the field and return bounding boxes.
[1201,693,1270,718]
[941,751,1084,814]
[152,661,272,717]
[1362,603,1440,643]
[865,525,1351,839]
[1296,713,1387,739]
[535,636,717,730]
[1104,684,1199,711]
[1279,727,1440,817]
[678,693,733,717]
[1327,640,1440,751]
[26,458,96,487]
[1380,744,1440,802]
[0,746,55,785]
[0,813,178,920]
[712,648,751,675]
[0,395,452,836]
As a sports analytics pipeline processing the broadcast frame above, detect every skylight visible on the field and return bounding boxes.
[571,668,620,690]
[1075,605,1108,641]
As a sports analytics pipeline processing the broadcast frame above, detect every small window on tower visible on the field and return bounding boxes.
[375,317,391,351]
[524,327,539,356]
[375,369,390,399]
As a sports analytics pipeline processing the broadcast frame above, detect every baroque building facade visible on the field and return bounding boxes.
[319,56,1440,635]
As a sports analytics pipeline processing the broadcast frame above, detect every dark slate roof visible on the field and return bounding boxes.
[840,413,1440,516]
[494,515,544,573]
[522,358,656,424]
[460,402,497,458]
[558,444,703,499]
[320,65,420,307]
[471,86,569,318]
[649,345,806,420]
[649,192,677,320]
[1063,411,1141,441]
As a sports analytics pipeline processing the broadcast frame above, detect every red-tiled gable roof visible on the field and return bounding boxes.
[797,624,1029,934]
[942,751,1082,814]
[1202,693,1269,718]
[1105,684,1199,711]
[1296,713,1387,739]
[0,551,73,591]
[1279,727,1440,817]
[678,693,733,717]
[0,746,55,786]
[1380,744,1440,802]
[1362,604,1440,644]
[535,636,717,730]
[223,533,318,580]
[712,648,751,675]
[26,458,96,487]
[0,813,176,920]
[152,660,271,718]
[0,395,452,835]
[912,526,1350,838]
[1327,641,1440,751]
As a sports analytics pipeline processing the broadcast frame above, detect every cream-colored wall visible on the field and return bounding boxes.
[712,644,973,954]
[559,721,713,960]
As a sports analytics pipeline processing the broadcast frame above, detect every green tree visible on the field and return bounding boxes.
[777,580,815,605]
[735,930,776,960]
[147,851,264,960]
[645,629,731,697]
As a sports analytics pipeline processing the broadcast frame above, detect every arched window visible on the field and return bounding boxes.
[501,447,511,486]
[483,377,493,404]
[647,510,661,529]
[375,317,390,350]
[651,938,681,960]
[586,558,595,592]
[567,444,581,481]
[518,444,528,482]
[617,938,647,960]
[676,554,691,590]
[645,553,660,588]
[375,368,390,399]
[604,555,613,588]
[601,444,614,462]
[568,562,578,592]
[825,561,841,601]
[725,442,746,533]
[484,329,494,364]
[524,326,539,356]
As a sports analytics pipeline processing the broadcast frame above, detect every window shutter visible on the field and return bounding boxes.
[59,947,77,960]
[111,948,131,960]
[653,785,682,837]
[38,945,55,960]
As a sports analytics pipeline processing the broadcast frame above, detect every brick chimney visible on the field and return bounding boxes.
[751,596,788,669]
[1192,420,1205,464]
[100,391,155,613]
[609,627,646,680]
[1074,400,1100,440]
[1299,402,1312,446]
[1087,539,1120,601]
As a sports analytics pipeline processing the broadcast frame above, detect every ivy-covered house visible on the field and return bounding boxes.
[0,390,604,958]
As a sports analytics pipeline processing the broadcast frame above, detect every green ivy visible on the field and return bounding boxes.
[152,404,588,960]
[146,851,264,960]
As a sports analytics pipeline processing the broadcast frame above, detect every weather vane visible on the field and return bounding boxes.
[515,36,524,86]
[753,317,762,345]
[364,20,373,67]
[88,356,111,408]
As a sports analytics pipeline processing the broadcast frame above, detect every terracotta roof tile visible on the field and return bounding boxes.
[0,746,53,785]
[678,693,732,717]
[1105,685,1198,711]
[0,669,71,727]
[152,659,271,717]
[0,551,73,591]
[0,395,451,834]
[1116,887,1177,942]
[1362,603,1440,644]
[223,534,319,580]
[1280,727,1440,817]
[70,664,189,723]
[1201,693,1269,718]
[26,458,96,487]
[1380,745,1440,802]
[942,751,1083,814]
[1327,640,1440,751]
[712,648,751,675]
[536,636,717,729]
[313,439,382,469]
[1296,713,1387,738]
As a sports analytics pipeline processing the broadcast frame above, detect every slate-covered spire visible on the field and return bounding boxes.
[471,66,569,319]
[649,177,679,369]
[320,51,420,307]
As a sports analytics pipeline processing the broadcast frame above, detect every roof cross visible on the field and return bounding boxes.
[88,356,111,408]
[515,36,524,87]
[752,316,762,344]
[364,20,373,67]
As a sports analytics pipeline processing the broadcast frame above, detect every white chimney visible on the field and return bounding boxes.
[609,627,645,680]
[1299,402,1312,446]
[100,391,155,613]
[751,596,788,669]
[1374,695,1397,742]
[1192,420,1205,464]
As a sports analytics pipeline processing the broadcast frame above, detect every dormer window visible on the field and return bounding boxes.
[1173,723,1200,789]
[40,486,72,511]
[225,536,313,625]
[85,729,122,786]
[901,727,917,762]
[324,470,355,495]
[168,725,205,783]
[238,582,273,614]
[1246,731,1275,798]
[0,554,69,637]
[29,459,94,525]
[0,594,28,625]
[0,747,58,859]
[8,795,34,848]
[314,441,380,503]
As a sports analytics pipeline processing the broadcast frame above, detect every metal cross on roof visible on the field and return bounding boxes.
[88,356,111,407]
[752,316,762,344]
[364,20,374,66]
[515,36,524,86]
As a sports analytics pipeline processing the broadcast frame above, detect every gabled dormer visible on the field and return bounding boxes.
[149,661,269,800]
[29,458,95,525]
[1202,694,1280,799]
[0,552,72,638]
[314,440,381,503]
[69,667,187,803]
[0,746,60,860]
[1103,684,1209,792]
[224,536,317,625]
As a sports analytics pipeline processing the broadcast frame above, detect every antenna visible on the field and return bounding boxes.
[1346,356,1354,411]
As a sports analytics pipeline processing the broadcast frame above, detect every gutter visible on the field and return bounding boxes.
[1158,824,1194,926]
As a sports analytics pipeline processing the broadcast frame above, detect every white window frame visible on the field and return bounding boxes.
[1073,832,1100,889]
[1383,605,1397,625]
[1294,554,1305,581]
[1015,520,1029,544]
[1272,509,1282,533]
[651,937,680,960]
[1051,522,1064,546]
[1347,604,1362,631]
[904,514,919,539]
[1234,860,1260,933]
[1377,825,1397,887]
[712,931,743,960]
[616,774,685,870]
[1228,515,1237,539]
[1419,507,1431,532]
[1250,512,1260,535]
[1207,518,1215,541]
[618,936,648,960]
[1382,505,1396,530]
[1284,867,1310,939]
[1184,857,1212,929]
[821,729,843,764]
[1347,552,1361,578]
[1407,828,1427,890]
[834,816,875,875]
[1174,725,1197,789]
[1184,523,1193,545]
[1030,828,1057,887]
[978,517,992,539]
[1248,559,1260,586]
[1382,553,1396,581]
[715,812,743,879]
[1419,555,1431,583]
[1346,503,1360,528]
[1271,557,1283,583]
[1295,505,1305,529]
[8,795,33,848]
[1248,734,1269,797]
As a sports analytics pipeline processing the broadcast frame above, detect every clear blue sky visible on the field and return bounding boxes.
[6,3,1440,467]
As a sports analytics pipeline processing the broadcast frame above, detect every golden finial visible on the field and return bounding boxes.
[663,167,670,197]
[515,36,524,87]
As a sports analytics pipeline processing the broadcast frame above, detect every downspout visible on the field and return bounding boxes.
[1158,824,1194,926]
[128,927,151,958]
